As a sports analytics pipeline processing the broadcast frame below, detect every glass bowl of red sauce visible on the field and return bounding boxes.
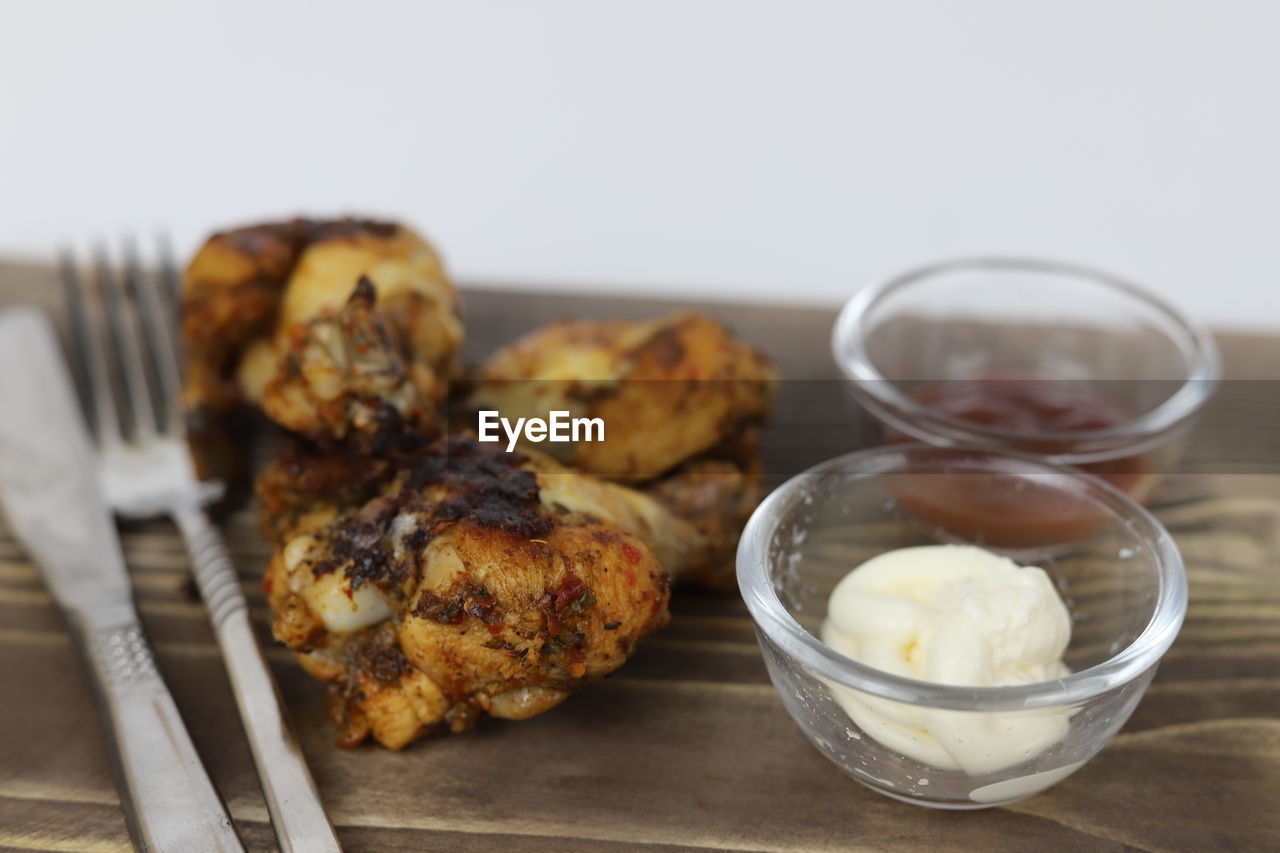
[832,258,1220,543]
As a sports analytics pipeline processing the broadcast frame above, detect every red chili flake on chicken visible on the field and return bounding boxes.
[621,542,642,564]
[551,575,586,611]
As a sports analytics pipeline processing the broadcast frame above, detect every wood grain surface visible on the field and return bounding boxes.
[0,261,1277,852]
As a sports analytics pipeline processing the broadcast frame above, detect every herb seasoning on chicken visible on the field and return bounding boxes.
[263,435,671,749]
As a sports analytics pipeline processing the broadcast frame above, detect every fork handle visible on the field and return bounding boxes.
[174,507,343,853]
[71,607,245,853]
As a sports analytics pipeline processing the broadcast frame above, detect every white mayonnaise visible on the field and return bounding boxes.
[820,544,1073,776]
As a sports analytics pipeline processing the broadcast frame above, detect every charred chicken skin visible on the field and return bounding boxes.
[259,434,715,584]
[263,435,671,749]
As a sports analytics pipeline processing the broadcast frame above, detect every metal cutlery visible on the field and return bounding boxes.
[0,307,244,853]
[59,241,344,853]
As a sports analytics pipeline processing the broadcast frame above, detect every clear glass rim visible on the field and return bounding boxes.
[736,443,1188,712]
[831,256,1222,455]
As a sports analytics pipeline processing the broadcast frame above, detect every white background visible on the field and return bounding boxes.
[2,0,1277,330]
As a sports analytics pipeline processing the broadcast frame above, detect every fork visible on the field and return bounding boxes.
[62,240,343,853]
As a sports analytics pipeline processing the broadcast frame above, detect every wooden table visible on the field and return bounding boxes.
[1,261,1277,852]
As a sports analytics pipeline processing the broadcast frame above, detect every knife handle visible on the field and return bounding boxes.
[175,507,343,853]
[72,611,245,853]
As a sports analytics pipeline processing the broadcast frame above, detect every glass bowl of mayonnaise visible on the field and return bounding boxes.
[737,444,1187,809]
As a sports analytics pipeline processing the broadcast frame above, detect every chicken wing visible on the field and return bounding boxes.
[467,312,776,481]
[466,312,776,586]
[182,217,461,426]
[263,435,671,749]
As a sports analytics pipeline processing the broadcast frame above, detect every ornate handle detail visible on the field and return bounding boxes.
[178,506,248,630]
[75,611,245,853]
[174,508,343,853]
[88,623,160,684]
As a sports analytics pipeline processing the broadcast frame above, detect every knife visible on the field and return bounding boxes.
[0,307,244,853]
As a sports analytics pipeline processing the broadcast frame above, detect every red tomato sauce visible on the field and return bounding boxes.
[885,376,1149,546]
[911,375,1134,434]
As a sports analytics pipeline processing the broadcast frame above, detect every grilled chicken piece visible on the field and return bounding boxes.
[467,312,776,481]
[467,313,775,586]
[182,217,461,424]
[261,277,440,444]
[263,435,671,749]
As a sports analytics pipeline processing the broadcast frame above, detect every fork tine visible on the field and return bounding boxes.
[156,231,182,308]
[128,236,185,435]
[97,245,159,440]
[58,250,92,422]
[61,249,122,448]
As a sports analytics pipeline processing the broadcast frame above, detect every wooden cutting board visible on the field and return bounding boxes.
[0,260,1277,852]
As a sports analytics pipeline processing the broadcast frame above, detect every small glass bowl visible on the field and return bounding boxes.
[737,444,1187,809]
[831,257,1220,505]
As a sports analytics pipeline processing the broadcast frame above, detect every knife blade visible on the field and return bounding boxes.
[0,306,244,853]
[0,306,131,613]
